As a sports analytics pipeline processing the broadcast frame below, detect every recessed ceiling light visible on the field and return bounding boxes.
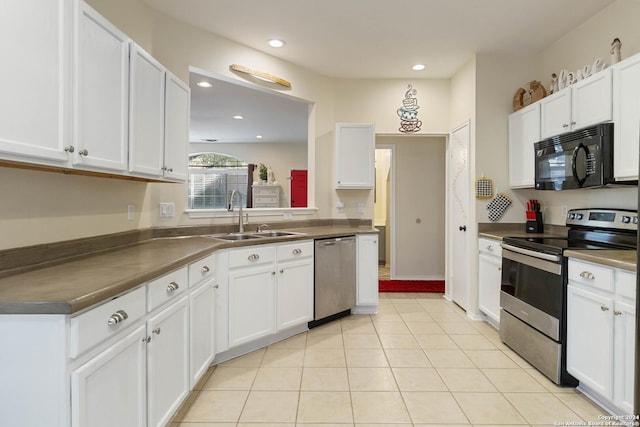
[267,39,286,48]
[232,115,244,120]
[196,81,213,88]
[256,135,263,139]
[412,64,426,71]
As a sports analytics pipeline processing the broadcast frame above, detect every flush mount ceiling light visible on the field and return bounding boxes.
[232,115,244,120]
[196,81,213,88]
[267,39,286,48]
[230,64,292,88]
[256,135,263,139]
[412,64,426,71]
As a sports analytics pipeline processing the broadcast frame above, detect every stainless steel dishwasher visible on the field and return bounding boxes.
[311,236,356,327]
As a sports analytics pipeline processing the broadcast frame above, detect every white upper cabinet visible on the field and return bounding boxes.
[0,0,71,164]
[612,53,640,181]
[508,103,540,188]
[129,45,166,177]
[335,123,375,189]
[540,69,612,138]
[163,72,190,182]
[73,1,129,172]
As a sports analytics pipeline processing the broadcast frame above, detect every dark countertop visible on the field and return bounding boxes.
[565,249,637,272]
[0,226,377,315]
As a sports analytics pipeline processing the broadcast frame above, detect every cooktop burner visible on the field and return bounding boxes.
[502,236,628,256]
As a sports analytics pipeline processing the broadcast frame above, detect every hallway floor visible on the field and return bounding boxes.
[171,294,605,426]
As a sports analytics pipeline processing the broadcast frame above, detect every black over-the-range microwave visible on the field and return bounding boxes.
[533,122,632,190]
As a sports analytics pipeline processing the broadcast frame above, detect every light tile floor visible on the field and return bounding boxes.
[171,293,608,426]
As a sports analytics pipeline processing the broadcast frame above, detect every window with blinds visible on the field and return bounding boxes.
[188,153,249,209]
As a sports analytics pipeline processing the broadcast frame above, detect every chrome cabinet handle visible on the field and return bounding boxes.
[248,254,260,261]
[271,271,276,275]
[64,145,75,153]
[280,269,284,274]
[487,245,493,251]
[563,123,569,128]
[201,265,210,273]
[213,284,219,289]
[107,310,128,326]
[292,248,302,255]
[78,149,88,156]
[166,281,179,293]
[152,327,161,335]
[142,336,151,343]
[614,310,622,316]
[601,305,609,312]
[570,121,576,126]
[579,271,595,280]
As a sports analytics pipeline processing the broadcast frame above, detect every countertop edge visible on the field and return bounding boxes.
[564,249,637,272]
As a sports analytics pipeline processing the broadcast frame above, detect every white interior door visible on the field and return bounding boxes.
[448,121,470,310]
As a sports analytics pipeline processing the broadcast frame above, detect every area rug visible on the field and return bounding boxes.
[379,279,445,293]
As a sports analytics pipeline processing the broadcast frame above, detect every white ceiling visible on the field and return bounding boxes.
[146,0,616,143]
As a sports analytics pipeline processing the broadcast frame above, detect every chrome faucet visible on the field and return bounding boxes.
[257,223,269,233]
[228,189,244,233]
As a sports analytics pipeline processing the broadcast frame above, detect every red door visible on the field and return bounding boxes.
[290,169,307,207]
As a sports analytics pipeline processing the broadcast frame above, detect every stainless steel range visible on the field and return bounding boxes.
[500,208,638,386]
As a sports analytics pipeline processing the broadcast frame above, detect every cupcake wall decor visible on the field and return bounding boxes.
[397,84,422,133]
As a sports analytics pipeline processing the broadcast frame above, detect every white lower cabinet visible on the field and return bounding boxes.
[567,258,636,414]
[477,237,502,325]
[353,234,378,313]
[71,324,147,427]
[146,295,189,427]
[224,241,314,350]
[189,280,216,388]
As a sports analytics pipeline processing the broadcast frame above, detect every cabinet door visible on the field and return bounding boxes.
[478,253,501,324]
[228,264,276,347]
[147,296,190,427]
[613,54,640,181]
[356,234,379,307]
[71,324,146,427]
[566,284,614,400]
[163,72,190,181]
[540,90,572,138]
[190,281,216,388]
[129,44,165,177]
[277,257,313,330]
[613,298,636,414]
[73,1,129,172]
[572,69,612,131]
[0,0,70,164]
[508,103,540,188]
[335,123,375,189]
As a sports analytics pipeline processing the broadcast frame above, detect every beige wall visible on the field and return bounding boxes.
[374,149,391,227]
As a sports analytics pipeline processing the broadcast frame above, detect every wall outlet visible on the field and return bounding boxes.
[357,202,365,213]
[159,203,175,218]
[336,200,345,213]
[561,205,568,218]
[283,212,293,220]
[127,204,135,221]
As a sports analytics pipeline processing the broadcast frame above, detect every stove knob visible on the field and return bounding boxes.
[575,214,583,220]
[569,213,575,219]
[621,216,631,224]
[633,217,638,224]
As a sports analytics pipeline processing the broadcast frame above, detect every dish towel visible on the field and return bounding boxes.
[486,193,512,222]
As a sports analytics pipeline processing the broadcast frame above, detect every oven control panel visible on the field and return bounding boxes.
[566,208,638,231]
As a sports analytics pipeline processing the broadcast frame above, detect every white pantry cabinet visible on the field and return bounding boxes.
[567,258,636,415]
[353,234,378,313]
[0,0,71,165]
[540,69,612,138]
[335,123,375,189]
[73,0,129,173]
[612,52,640,181]
[477,237,502,325]
[508,103,539,188]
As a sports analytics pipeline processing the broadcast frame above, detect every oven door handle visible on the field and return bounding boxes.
[500,243,562,262]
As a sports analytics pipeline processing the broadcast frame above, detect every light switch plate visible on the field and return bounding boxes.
[357,202,365,213]
[159,203,175,218]
[127,204,135,221]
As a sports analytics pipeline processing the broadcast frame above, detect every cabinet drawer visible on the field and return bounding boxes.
[70,286,146,358]
[228,245,275,268]
[255,196,278,204]
[568,259,614,292]
[479,237,502,258]
[277,240,314,261]
[189,253,216,288]
[147,267,188,311]
[616,270,636,300]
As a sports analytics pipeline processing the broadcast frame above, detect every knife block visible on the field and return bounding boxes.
[526,212,544,233]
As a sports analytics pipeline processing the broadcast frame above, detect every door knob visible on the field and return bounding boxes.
[459,225,467,231]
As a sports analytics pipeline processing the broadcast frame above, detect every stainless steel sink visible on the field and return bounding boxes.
[205,233,264,241]
[252,231,300,237]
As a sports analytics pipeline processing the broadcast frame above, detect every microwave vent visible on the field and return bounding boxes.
[535,123,610,149]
